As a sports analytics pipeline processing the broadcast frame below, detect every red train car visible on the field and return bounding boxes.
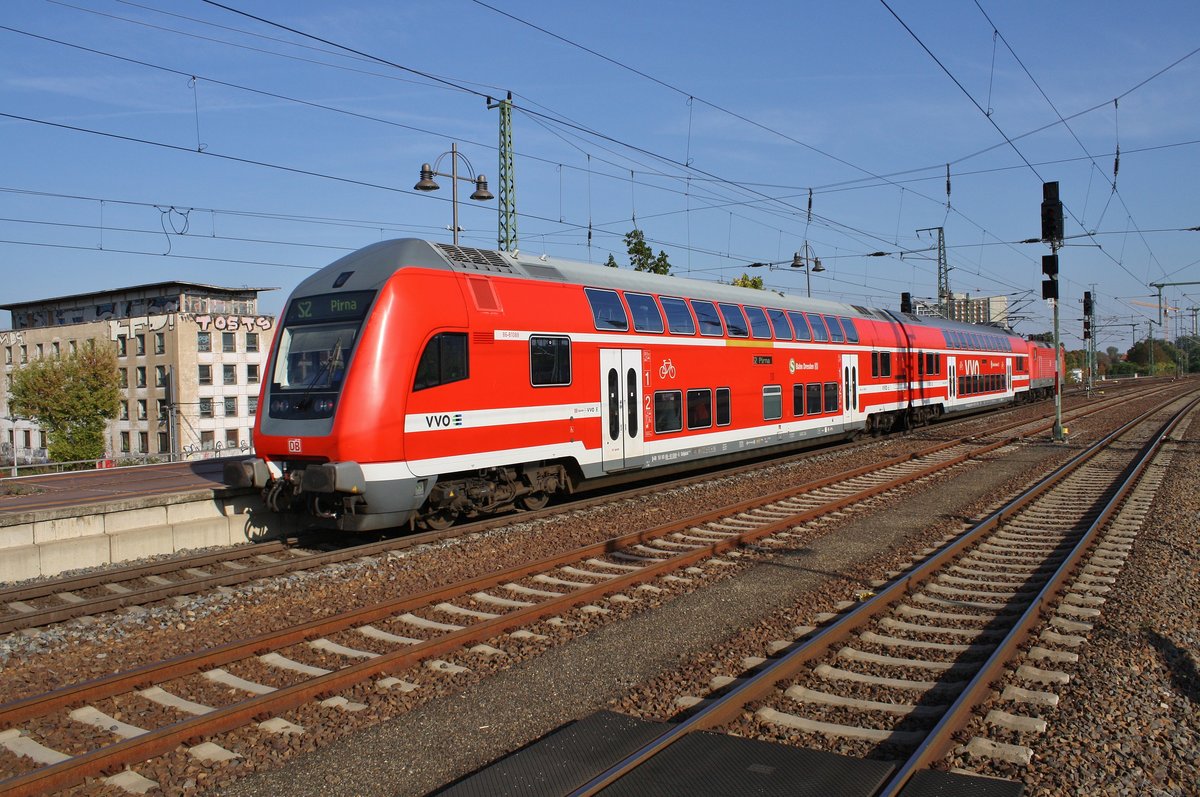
[227,239,1058,531]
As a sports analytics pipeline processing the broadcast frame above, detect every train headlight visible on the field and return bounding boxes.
[270,398,291,414]
[314,397,336,414]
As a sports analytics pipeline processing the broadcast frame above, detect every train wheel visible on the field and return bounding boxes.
[421,509,458,530]
[518,491,550,511]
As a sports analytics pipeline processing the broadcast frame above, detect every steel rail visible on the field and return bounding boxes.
[0,423,1035,794]
[566,388,1198,796]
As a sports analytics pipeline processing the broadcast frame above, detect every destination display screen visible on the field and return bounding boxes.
[284,290,375,325]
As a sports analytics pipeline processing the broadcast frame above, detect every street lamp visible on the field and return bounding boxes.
[414,142,493,246]
[791,241,825,298]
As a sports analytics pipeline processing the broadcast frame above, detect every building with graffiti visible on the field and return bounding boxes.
[1,282,276,467]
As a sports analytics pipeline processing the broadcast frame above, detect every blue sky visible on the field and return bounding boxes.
[2,0,1198,351]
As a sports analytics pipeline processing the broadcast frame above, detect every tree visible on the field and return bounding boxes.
[730,273,765,289]
[607,229,672,275]
[9,343,121,463]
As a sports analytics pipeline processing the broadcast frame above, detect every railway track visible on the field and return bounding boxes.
[0,385,1172,637]
[0,388,1183,794]
[553,389,1198,796]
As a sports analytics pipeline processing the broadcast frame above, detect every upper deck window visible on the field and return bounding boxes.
[626,293,664,333]
[690,300,724,336]
[718,303,749,337]
[841,317,860,343]
[787,311,812,342]
[744,306,773,339]
[808,313,831,343]
[584,288,629,331]
[766,309,793,340]
[825,315,845,343]
[660,297,696,335]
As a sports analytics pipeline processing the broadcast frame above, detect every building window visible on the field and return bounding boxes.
[157,399,167,418]
[155,332,165,355]
[23,430,32,449]
[117,336,127,357]
[223,364,237,385]
[137,399,147,420]
[225,429,239,449]
[198,364,212,385]
[119,369,129,388]
[52,341,60,357]
[199,398,213,418]
[20,345,27,363]
[247,364,260,384]
[4,347,10,365]
[246,333,259,353]
[139,432,148,452]
[222,332,236,353]
[69,340,77,355]
[158,432,170,454]
[35,343,43,359]
[200,430,215,449]
[156,365,167,387]
[120,432,130,453]
[135,334,145,356]
[224,397,237,416]
[197,331,211,352]
[135,367,146,388]
[249,396,258,416]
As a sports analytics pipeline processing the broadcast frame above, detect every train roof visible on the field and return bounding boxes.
[299,238,1027,342]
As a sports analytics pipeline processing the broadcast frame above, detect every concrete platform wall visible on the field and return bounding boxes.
[0,491,295,583]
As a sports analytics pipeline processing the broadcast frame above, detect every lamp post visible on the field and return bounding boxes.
[790,241,825,298]
[414,142,494,246]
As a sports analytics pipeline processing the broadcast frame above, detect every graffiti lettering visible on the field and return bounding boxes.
[191,314,274,332]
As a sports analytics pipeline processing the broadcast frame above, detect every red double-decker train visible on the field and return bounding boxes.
[226,239,1057,531]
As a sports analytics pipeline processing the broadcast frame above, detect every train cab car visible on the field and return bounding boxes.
[227,238,1057,532]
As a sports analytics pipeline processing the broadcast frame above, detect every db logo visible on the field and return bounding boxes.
[287,438,302,453]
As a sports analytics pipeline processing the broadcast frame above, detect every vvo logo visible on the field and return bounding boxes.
[287,438,302,453]
[425,413,464,429]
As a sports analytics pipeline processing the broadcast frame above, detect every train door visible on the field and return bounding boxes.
[599,349,644,471]
[841,353,860,427]
[946,356,957,403]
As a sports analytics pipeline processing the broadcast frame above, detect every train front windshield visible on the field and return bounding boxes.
[270,290,375,394]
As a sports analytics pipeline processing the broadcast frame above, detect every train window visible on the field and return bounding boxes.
[763,385,782,421]
[744,307,773,339]
[660,297,697,335]
[792,384,805,415]
[653,391,683,434]
[823,382,839,413]
[716,387,732,426]
[806,383,822,414]
[841,317,860,343]
[626,293,665,333]
[607,369,620,440]
[273,322,359,391]
[825,316,845,343]
[918,352,924,377]
[808,314,830,342]
[786,311,812,341]
[718,303,749,337]
[584,288,629,331]
[687,389,713,429]
[871,352,879,378]
[627,369,639,438]
[690,300,724,336]
[414,332,469,391]
[767,309,793,340]
[530,336,571,386]
[880,351,892,378]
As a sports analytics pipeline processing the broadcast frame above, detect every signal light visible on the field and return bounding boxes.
[1041,181,1064,242]
[1042,279,1058,301]
[1083,291,1093,315]
[1083,319,1092,340]
[1042,254,1059,278]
